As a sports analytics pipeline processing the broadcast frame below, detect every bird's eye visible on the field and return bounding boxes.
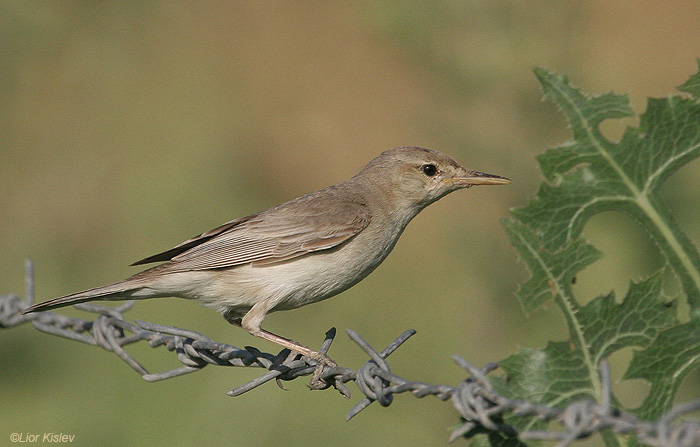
[421,164,438,177]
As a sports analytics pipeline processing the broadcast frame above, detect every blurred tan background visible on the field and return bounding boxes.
[3,2,700,446]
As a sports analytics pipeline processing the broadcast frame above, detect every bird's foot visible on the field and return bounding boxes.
[309,351,337,367]
[307,355,337,390]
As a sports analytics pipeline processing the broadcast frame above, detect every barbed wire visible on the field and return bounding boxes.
[3,259,700,446]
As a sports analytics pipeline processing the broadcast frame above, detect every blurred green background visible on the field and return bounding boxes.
[3,2,700,446]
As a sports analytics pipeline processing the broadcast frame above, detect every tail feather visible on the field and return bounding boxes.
[21,279,142,314]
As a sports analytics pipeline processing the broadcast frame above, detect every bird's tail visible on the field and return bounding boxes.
[21,278,147,314]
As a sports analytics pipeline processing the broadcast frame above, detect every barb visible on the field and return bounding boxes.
[3,260,700,446]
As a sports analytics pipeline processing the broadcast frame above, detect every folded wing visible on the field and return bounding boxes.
[131,188,372,273]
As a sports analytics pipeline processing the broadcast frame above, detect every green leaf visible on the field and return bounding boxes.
[497,66,700,445]
[679,59,700,97]
[500,342,591,406]
[625,320,700,420]
[578,272,677,364]
[499,272,675,423]
[503,218,602,316]
[512,68,700,315]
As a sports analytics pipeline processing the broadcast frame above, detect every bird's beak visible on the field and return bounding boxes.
[446,170,512,186]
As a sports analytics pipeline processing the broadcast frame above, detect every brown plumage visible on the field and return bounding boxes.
[23,146,510,363]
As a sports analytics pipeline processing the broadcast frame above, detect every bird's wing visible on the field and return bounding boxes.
[130,216,253,266]
[131,189,372,272]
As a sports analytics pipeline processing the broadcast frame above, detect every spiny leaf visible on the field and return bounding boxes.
[679,59,700,97]
[624,319,700,420]
[533,69,634,182]
[578,271,677,364]
[497,66,700,445]
[500,342,592,406]
[503,218,602,316]
[499,273,675,417]
[512,68,700,314]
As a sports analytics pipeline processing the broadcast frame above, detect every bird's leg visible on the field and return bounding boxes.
[253,325,336,367]
[225,311,336,367]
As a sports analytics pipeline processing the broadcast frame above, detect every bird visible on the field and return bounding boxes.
[22,146,510,364]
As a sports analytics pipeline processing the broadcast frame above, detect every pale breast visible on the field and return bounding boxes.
[204,216,404,316]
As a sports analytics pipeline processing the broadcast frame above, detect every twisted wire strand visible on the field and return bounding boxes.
[3,260,700,446]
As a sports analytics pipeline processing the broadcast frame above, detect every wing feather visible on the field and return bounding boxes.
[132,186,372,273]
[130,216,252,266]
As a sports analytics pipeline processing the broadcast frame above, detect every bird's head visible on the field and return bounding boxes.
[357,146,510,211]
